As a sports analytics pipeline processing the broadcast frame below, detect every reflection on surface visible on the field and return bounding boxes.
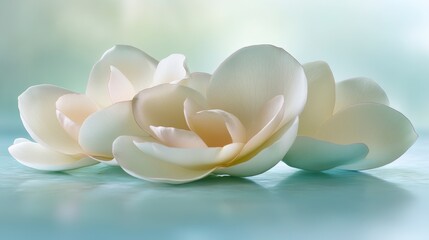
[0,163,412,240]
[271,171,412,239]
[1,135,429,240]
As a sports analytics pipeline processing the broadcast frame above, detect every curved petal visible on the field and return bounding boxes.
[133,140,243,169]
[177,72,211,96]
[334,78,389,113]
[299,61,336,135]
[236,95,285,159]
[108,66,136,103]
[79,101,149,159]
[113,136,216,184]
[8,140,98,171]
[149,126,207,148]
[283,136,369,171]
[133,84,206,132]
[18,84,82,155]
[316,103,418,170]
[56,93,99,140]
[87,45,158,107]
[186,107,246,147]
[207,44,307,130]
[153,54,189,85]
[215,117,299,177]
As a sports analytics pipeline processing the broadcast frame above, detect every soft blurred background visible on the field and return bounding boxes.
[0,0,428,133]
[1,1,429,240]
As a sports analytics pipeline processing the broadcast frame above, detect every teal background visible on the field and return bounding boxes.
[1,2,429,240]
[1,0,428,132]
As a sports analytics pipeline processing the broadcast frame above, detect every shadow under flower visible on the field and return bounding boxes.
[1,160,414,240]
[268,170,413,239]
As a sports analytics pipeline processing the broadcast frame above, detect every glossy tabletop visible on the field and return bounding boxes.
[0,132,428,240]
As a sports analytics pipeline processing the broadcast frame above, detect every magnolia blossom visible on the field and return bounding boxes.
[283,61,417,171]
[8,45,191,170]
[85,45,307,184]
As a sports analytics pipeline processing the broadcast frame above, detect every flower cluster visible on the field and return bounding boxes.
[8,45,417,184]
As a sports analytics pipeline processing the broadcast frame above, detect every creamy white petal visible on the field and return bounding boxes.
[176,72,211,96]
[133,84,206,132]
[215,117,299,177]
[79,101,148,159]
[133,140,243,169]
[14,138,31,144]
[186,108,246,147]
[299,61,336,135]
[55,93,99,140]
[149,126,207,148]
[87,45,157,107]
[8,141,97,171]
[283,136,369,171]
[207,45,307,130]
[153,54,189,85]
[334,78,389,113]
[113,136,216,184]
[316,103,418,170]
[237,95,285,159]
[18,85,82,155]
[108,66,136,103]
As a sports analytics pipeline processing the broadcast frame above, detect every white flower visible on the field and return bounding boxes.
[8,45,190,170]
[283,61,417,171]
[104,45,307,184]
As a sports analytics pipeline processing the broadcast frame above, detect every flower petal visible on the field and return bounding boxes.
[177,72,211,96]
[149,126,207,148]
[133,84,206,132]
[236,95,285,159]
[113,136,217,184]
[215,117,299,177]
[283,136,369,171]
[87,45,157,107]
[316,103,417,170]
[18,85,82,154]
[8,140,97,171]
[334,78,389,113]
[56,93,99,140]
[185,103,246,147]
[299,61,336,135]
[79,101,148,159]
[133,140,243,169]
[153,54,189,85]
[207,44,307,130]
[108,66,136,103]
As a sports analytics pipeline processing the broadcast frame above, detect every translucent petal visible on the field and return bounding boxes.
[133,84,206,132]
[56,93,99,140]
[186,108,246,147]
[334,78,389,113]
[153,54,189,85]
[133,140,243,169]
[113,136,216,184]
[299,61,336,135]
[108,66,136,103]
[18,85,82,154]
[316,103,418,170]
[176,72,211,96]
[215,117,299,177]
[149,126,207,148]
[8,140,97,171]
[236,95,285,160]
[79,101,148,159]
[207,45,307,130]
[87,45,157,107]
[283,136,369,171]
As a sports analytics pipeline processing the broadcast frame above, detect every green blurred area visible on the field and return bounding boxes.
[1,0,428,132]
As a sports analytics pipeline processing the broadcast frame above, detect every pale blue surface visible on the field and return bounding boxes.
[0,132,428,240]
